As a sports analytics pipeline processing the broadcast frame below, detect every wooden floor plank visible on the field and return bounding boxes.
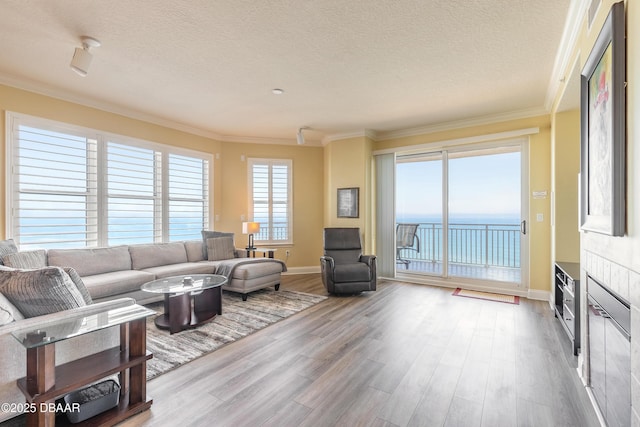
[108,274,599,427]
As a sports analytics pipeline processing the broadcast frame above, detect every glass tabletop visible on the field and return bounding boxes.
[140,274,227,294]
[12,304,156,349]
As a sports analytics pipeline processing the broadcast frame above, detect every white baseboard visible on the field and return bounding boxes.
[282,266,321,275]
[527,289,551,301]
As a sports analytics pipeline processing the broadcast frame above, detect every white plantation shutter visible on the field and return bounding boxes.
[168,154,209,241]
[248,158,292,244]
[8,113,211,248]
[10,123,98,249]
[106,142,159,245]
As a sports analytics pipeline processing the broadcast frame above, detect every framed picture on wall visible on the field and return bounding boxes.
[337,187,359,218]
[580,1,626,236]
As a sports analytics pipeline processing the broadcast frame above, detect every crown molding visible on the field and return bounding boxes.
[0,74,229,141]
[544,0,590,111]
[0,75,327,146]
[373,106,548,141]
[219,134,320,146]
[322,129,378,145]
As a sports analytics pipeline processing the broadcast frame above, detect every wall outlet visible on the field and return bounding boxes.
[286,250,290,256]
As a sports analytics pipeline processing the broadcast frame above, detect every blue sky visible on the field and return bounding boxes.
[396,151,521,218]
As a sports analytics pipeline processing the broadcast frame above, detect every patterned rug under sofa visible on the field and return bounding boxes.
[145,288,328,380]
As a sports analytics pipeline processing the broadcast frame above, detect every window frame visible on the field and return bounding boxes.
[6,111,212,248]
[247,157,293,246]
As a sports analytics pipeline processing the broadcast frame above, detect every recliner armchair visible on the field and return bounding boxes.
[320,228,376,294]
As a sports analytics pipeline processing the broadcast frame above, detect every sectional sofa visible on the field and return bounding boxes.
[0,238,286,422]
[46,240,286,304]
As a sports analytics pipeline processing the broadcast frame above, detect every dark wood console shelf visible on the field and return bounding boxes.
[16,348,152,404]
[554,261,581,355]
[12,305,154,427]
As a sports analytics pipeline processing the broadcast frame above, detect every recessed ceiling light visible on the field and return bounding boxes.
[272,88,284,95]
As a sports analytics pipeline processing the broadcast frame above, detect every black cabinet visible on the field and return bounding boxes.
[554,262,580,355]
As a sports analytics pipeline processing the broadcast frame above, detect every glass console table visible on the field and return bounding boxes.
[12,303,155,426]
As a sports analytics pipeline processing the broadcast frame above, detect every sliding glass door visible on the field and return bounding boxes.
[395,142,528,290]
[396,152,444,276]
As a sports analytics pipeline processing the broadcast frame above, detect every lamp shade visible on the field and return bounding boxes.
[242,222,260,234]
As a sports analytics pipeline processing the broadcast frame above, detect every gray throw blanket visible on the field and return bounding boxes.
[213,257,287,279]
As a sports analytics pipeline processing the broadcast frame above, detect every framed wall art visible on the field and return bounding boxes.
[337,187,359,218]
[580,1,626,236]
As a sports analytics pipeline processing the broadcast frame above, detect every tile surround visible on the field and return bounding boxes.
[583,250,639,424]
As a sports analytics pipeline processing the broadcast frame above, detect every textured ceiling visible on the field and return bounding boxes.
[0,0,573,144]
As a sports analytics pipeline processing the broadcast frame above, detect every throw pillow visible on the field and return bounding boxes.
[201,230,234,259]
[0,267,87,318]
[0,292,24,326]
[206,236,235,261]
[0,239,18,266]
[3,250,47,269]
[63,267,93,305]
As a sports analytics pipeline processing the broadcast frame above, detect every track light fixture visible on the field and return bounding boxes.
[70,36,101,76]
[296,126,309,145]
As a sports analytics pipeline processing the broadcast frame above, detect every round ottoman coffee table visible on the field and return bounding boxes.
[141,274,227,334]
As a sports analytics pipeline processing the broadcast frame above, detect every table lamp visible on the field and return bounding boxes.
[242,221,260,250]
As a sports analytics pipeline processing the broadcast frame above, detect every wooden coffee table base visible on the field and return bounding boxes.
[155,286,222,334]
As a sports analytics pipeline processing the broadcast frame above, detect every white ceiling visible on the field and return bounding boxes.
[0,0,574,145]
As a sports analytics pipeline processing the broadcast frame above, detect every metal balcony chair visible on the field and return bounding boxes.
[396,223,420,269]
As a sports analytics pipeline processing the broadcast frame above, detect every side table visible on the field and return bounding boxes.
[11,303,155,426]
[240,248,278,258]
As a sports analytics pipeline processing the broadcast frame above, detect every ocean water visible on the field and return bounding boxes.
[396,213,520,225]
[396,213,521,268]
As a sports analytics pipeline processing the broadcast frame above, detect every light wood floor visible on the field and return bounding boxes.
[119,274,598,427]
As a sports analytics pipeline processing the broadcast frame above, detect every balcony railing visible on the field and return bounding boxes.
[398,222,521,268]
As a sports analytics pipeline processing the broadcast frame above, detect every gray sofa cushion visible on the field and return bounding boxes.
[206,237,235,261]
[48,246,132,276]
[201,230,234,259]
[142,262,214,279]
[0,293,23,325]
[0,267,87,318]
[0,239,18,265]
[81,270,156,300]
[62,267,93,305]
[129,242,188,270]
[3,250,47,269]
[184,240,205,262]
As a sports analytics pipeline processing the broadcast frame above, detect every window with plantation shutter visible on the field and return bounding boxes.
[9,123,98,249]
[248,158,292,245]
[168,153,209,241]
[106,142,158,245]
[7,112,211,249]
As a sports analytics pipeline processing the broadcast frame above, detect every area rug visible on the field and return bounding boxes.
[452,288,520,305]
[144,289,327,380]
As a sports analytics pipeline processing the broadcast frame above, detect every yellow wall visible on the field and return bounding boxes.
[216,142,324,266]
[0,84,324,268]
[551,109,580,263]
[323,136,374,252]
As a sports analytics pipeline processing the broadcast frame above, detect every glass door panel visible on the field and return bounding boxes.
[396,153,443,276]
[448,147,522,284]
